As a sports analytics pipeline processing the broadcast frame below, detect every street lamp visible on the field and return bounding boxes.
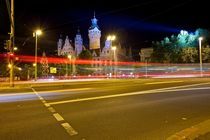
[107,35,116,77]
[107,35,116,41]
[199,37,203,77]
[33,29,42,81]
[111,46,117,77]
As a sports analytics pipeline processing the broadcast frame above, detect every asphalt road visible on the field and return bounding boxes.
[1,78,210,140]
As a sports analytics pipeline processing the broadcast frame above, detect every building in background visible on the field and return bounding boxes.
[57,14,133,75]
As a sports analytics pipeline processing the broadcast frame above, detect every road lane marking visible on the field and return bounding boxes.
[145,80,183,85]
[44,103,50,107]
[48,107,56,113]
[31,88,78,136]
[61,123,78,136]
[42,100,46,103]
[53,113,65,122]
[48,86,210,105]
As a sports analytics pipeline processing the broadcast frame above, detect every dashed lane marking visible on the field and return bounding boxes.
[31,88,78,136]
[44,103,50,107]
[61,123,78,136]
[48,107,56,113]
[53,113,65,122]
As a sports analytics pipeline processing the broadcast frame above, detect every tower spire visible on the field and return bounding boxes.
[77,26,80,34]
[94,11,95,18]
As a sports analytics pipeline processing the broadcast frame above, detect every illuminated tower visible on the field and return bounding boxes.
[75,29,83,56]
[88,13,101,50]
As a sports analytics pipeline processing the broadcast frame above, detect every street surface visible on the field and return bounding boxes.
[1,78,210,140]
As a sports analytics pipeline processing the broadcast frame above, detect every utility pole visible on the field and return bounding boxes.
[9,0,15,87]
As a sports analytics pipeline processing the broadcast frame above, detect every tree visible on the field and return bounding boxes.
[77,50,93,75]
[202,47,210,63]
[181,47,198,63]
[151,28,210,63]
[78,50,92,60]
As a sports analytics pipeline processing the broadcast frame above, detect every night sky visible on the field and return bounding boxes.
[0,0,209,59]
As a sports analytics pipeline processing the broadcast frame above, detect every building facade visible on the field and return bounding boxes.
[57,14,133,75]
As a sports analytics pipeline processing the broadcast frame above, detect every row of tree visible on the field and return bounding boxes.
[151,28,210,63]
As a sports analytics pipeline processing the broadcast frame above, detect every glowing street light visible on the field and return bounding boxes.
[199,37,203,77]
[107,35,116,41]
[35,30,42,36]
[107,35,117,77]
[33,29,42,81]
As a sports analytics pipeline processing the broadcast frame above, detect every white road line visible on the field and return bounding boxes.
[42,100,47,103]
[61,123,78,136]
[44,103,50,107]
[145,80,183,85]
[31,87,78,136]
[53,113,65,122]
[48,107,56,113]
[48,85,210,105]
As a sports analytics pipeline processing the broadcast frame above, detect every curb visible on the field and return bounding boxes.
[167,119,210,140]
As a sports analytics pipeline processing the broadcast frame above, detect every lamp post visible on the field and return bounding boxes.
[111,46,117,77]
[199,37,203,77]
[107,35,116,77]
[33,29,42,81]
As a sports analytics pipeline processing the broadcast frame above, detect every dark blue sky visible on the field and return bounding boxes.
[0,0,209,58]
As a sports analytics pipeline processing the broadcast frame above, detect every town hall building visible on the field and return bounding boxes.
[57,14,132,75]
